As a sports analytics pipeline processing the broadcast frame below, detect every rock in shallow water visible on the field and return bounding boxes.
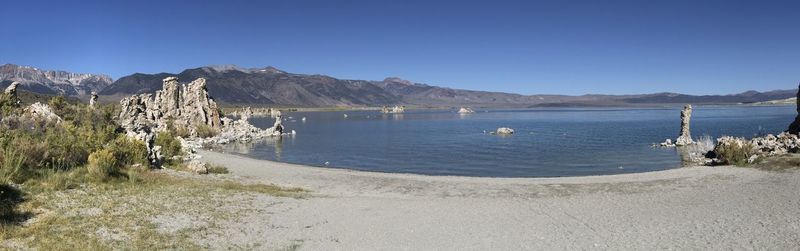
[675,104,694,146]
[496,127,515,135]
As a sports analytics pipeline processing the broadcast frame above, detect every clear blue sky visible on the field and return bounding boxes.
[1,0,797,95]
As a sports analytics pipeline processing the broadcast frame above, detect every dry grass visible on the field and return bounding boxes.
[0,168,307,250]
[751,154,800,171]
[207,164,229,174]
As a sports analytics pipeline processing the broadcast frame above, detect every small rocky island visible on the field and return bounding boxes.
[381,105,405,114]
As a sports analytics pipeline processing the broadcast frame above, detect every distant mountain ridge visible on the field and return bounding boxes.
[7,63,794,107]
[100,65,795,107]
[0,64,113,96]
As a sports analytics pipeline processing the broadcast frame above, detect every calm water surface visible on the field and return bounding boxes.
[218,105,794,177]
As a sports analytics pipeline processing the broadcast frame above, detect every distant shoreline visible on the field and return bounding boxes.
[218,102,794,113]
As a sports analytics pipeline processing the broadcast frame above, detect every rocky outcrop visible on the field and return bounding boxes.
[750,133,800,156]
[186,160,209,174]
[181,78,223,129]
[118,77,224,134]
[787,83,800,135]
[3,81,20,105]
[117,77,286,167]
[89,92,98,108]
[675,105,694,146]
[210,117,284,144]
[4,81,19,96]
[711,132,800,165]
[22,102,62,123]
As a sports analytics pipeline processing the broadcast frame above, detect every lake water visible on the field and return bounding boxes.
[218,105,794,177]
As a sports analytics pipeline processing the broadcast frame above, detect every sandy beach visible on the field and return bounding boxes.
[197,149,800,250]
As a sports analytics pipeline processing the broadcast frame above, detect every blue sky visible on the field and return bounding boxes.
[0,0,797,95]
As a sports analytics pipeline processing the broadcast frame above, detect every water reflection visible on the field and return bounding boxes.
[381,113,404,120]
[218,136,285,160]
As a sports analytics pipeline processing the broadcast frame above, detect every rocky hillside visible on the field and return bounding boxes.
[102,65,400,107]
[100,65,795,107]
[0,64,113,96]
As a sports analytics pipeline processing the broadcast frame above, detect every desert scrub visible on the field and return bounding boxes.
[207,164,229,174]
[0,93,19,116]
[0,148,25,184]
[752,154,800,171]
[714,137,754,166]
[87,149,118,180]
[165,118,191,138]
[108,135,148,167]
[155,131,183,163]
[195,124,219,138]
[0,169,307,250]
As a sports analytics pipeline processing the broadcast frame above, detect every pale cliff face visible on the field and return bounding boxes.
[0,64,113,96]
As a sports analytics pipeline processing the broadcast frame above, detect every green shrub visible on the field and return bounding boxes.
[155,131,183,164]
[0,94,19,116]
[107,135,148,167]
[207,164,229,174]
[47,96,71,117]
[87,149,118,180]
[165,119,191,138]
[0,148,25,184]
[715,140,754,167]
[195,124,219,138]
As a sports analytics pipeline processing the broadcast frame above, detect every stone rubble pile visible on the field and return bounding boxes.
[712,133,800,164]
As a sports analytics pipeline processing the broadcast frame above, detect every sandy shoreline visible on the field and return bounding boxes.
[199,149,800,250]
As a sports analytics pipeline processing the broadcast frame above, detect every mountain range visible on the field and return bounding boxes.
[0,64,112,96]
[1,63,795,107]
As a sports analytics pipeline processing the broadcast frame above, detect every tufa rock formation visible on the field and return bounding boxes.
[381,105,405,114]
[458,107,475,114]
[118,77,223,134]
[4,81,19,96]
[117,77,286,167]
[787,82,800,134]
[22,102,62,123]
[89,92,98,108]
[675,104,694,146]
[495,127,515,135]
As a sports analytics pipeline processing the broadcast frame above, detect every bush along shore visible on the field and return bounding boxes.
[0,80,303,249]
